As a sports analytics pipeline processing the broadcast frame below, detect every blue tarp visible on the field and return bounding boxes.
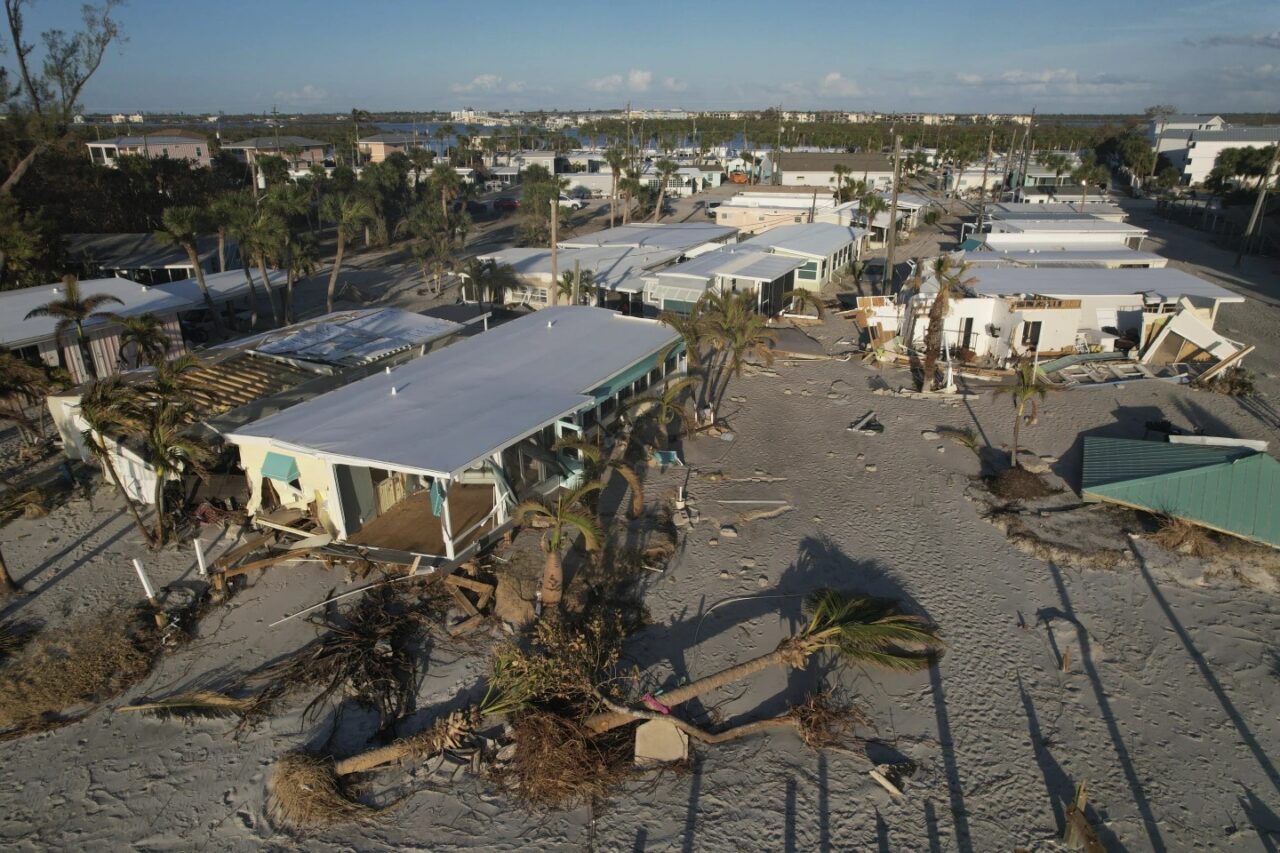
[261,451,300,483]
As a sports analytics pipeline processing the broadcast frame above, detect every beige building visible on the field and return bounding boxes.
[87,130,212,168]
[358,132,424,163]
[221,136,328,167]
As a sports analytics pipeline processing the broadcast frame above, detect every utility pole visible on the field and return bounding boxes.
[809,188,818,223]
[572,259,581,306]
[883,132,902,294]
[1235,142,1279,267]
[976,130,994,232]
[549,198,559,305]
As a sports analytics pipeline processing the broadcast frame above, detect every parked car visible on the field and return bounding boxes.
[558,194,585,210]
[466,199,491,215]
[494,198,520,212]
[705,201,722,218]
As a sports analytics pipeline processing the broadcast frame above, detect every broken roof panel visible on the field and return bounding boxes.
[1081,436,1280,548]
[252,308,461,366]
[965,267,1243,303]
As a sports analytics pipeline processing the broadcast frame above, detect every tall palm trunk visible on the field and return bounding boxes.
[73,321,98,381]
[216,229,227,273]
[326,230,347,313]
[1010,406,1022,468]
[652,187,665,223]
[541,548,564,609]
[185,246,225,337]
[240,260,260,328]
[92,435,154,547]
[257,255,281,326]
[609,171,618,227]
[585,639,805,734]
[921,298,946,391]
[153,466,168,547]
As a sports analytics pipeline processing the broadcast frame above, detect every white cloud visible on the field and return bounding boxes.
[588,73,623,93]
[1220,63,1280,83]
[818,72,862,97]
[663,76,688,92]
[451,74,502,94]
[273,84,327,105]
[627,69,652,91]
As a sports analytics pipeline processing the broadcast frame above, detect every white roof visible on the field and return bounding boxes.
[0,270,285,348]
[989,218,1146,235]
[966,267,1244,303]
[227,307,679,477]
[479,245,683,291]
[558,222,737,251]
[989,202,1124,219]
[742,223,865,258]
[657,246,805,283]
[962,249,1165,267]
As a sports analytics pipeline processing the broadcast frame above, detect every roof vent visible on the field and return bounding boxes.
[547,320,555,328]
[384,366,391,375]
[390,386,397,396]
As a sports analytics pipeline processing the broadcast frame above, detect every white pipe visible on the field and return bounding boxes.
[193,539,208,577]
[132,558,157,603]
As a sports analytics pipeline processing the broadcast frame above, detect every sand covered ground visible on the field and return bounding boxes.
[1,203,1278,851]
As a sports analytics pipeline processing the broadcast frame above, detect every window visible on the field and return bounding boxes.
[196,148,202,157]
[797,260,819,280]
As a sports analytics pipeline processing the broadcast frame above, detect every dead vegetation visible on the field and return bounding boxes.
[788,691,871,750]
[1194,367,1255,397]
[985,466,1057,501]
[495,710,632,810]
[0,609,160,738]
[978,502,1129,571]
[267,752,385,829]
[0,619,38,662]
[938,426,980,454]
[1150,514,1220,558]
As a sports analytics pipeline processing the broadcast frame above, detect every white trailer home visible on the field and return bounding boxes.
[225,308,683,565]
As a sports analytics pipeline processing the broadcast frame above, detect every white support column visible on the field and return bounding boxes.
[325,461,348,541]
[440,480,455,560]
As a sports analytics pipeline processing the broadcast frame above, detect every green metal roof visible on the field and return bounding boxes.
[1081,437,1280,548]
[1039,351,1132,375]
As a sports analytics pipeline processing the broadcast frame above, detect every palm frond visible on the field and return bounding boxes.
[558,508,603,552]
[608,462,645,518]
[514,499,554,525]
[118,691,255,720]
[552,435,602,464]
[802,590,943,670]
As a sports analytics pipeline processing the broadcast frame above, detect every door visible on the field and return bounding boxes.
[334,465,377,533]
[1021,320,1042,350]
[960,317,974,352]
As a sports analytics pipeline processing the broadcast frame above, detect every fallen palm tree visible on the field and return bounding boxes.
[584,590,943,734]
[266,667,529,829]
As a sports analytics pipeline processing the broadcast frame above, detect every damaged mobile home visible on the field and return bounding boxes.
[47,308,468,504]
[853,266,1249,382]
[224,307,682,565]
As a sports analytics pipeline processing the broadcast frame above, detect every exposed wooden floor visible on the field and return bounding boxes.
[347,483,495,555]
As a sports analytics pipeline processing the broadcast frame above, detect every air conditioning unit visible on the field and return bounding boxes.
[986,324,1002,337]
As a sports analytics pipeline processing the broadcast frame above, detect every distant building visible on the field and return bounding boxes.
[1175,126,1280,186]
[87,130,212,168]
[128,113,144,123]
[72,114,86,124]
[774,152,895,189]
[110,113,127,124]
[358,132,425,163]
[1147,114,1226,152]
[221,136,328,168]
[451,108,477,123]
[65,232,230,284]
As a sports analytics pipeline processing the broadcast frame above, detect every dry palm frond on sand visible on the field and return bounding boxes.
[1151,514,1219,558]
[0,611,157,737]
[119,691,257,720]
[787,691,871,750]
[0,620,38,662]
[494,710,631,811]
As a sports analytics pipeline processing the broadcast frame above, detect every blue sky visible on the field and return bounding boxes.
[22,0,1280,114]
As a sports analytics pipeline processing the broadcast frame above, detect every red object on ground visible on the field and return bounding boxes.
[641,693,671,714]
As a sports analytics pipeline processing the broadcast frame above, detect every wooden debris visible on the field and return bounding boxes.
[214,531,277,570]
[1063,781,1104,852]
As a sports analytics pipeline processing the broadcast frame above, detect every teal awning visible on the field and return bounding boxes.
[261,451,300,483]
[588,344,683,403]
[960,238,983,251]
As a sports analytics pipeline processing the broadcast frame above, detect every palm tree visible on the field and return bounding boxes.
[207,192,242,273]
[622,374,699,449]
[783,288,825,318]
[320,194,374,313]
[137,397,213,546]
[250,210,287,326]
[108,313,170,369]
[0,347,49,447]
[156,206,224,337]
[222,193,264,328]
[1040,153,1070,189]
[994,362,1052,468]
[618,171,644,225]
[282,236,318,323]
[652,159,680,223]
[830,164,851,202]
[460,257,517,307]
[407,146,435,186]
[514,482,603,611]
[1072,154,1110,205]
[584,589,943,734]
[23,274,124,380]
[77,378,154,546]
[556,267,595,306]
[859,193,889,250]
[920,255,976,391]
[552,434,646,518]
[604,146,626,228]
[659,303,710,415]
[702,291,776,421]
[428,162,463,221]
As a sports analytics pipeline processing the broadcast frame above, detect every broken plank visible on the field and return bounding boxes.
[446,613,486,636]
[213,531,277,570]
[445,575,496,595]
[219,549,312,581]
[448,585,481,618]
